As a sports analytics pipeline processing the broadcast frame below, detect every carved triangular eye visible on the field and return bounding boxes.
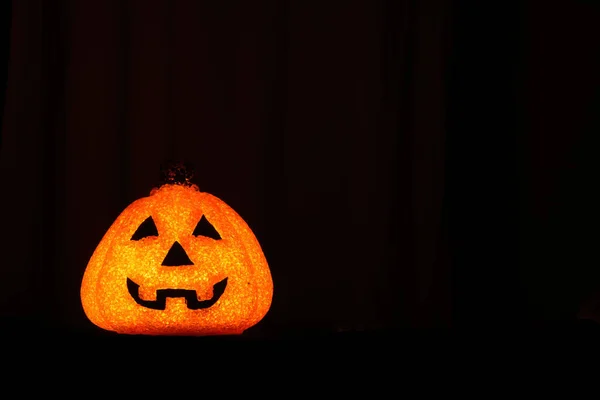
[193,215,221,240]
[131,216,159,240]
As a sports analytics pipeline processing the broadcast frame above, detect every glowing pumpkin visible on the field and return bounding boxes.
[80,162,273,336]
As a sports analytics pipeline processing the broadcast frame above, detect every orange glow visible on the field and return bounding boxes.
[80,183,273,336]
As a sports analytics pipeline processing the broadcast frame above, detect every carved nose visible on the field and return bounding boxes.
[161,241,194,266]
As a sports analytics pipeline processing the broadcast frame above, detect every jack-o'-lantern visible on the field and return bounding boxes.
[80,162,273,336]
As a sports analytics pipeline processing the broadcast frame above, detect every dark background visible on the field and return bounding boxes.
[1,0,599,339]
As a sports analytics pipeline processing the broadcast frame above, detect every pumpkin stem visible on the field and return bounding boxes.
[159,160,195,187]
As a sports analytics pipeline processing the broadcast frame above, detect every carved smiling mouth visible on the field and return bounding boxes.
[126,277,228,310]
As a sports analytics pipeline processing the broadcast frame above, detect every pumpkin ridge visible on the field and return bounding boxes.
[202,193,273,328]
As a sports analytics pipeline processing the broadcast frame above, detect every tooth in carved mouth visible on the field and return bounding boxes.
[126,277,228,310]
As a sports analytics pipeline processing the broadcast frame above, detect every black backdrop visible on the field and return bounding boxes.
[1,0,600,338]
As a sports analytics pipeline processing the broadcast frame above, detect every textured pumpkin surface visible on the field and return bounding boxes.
[80,183,273,336]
